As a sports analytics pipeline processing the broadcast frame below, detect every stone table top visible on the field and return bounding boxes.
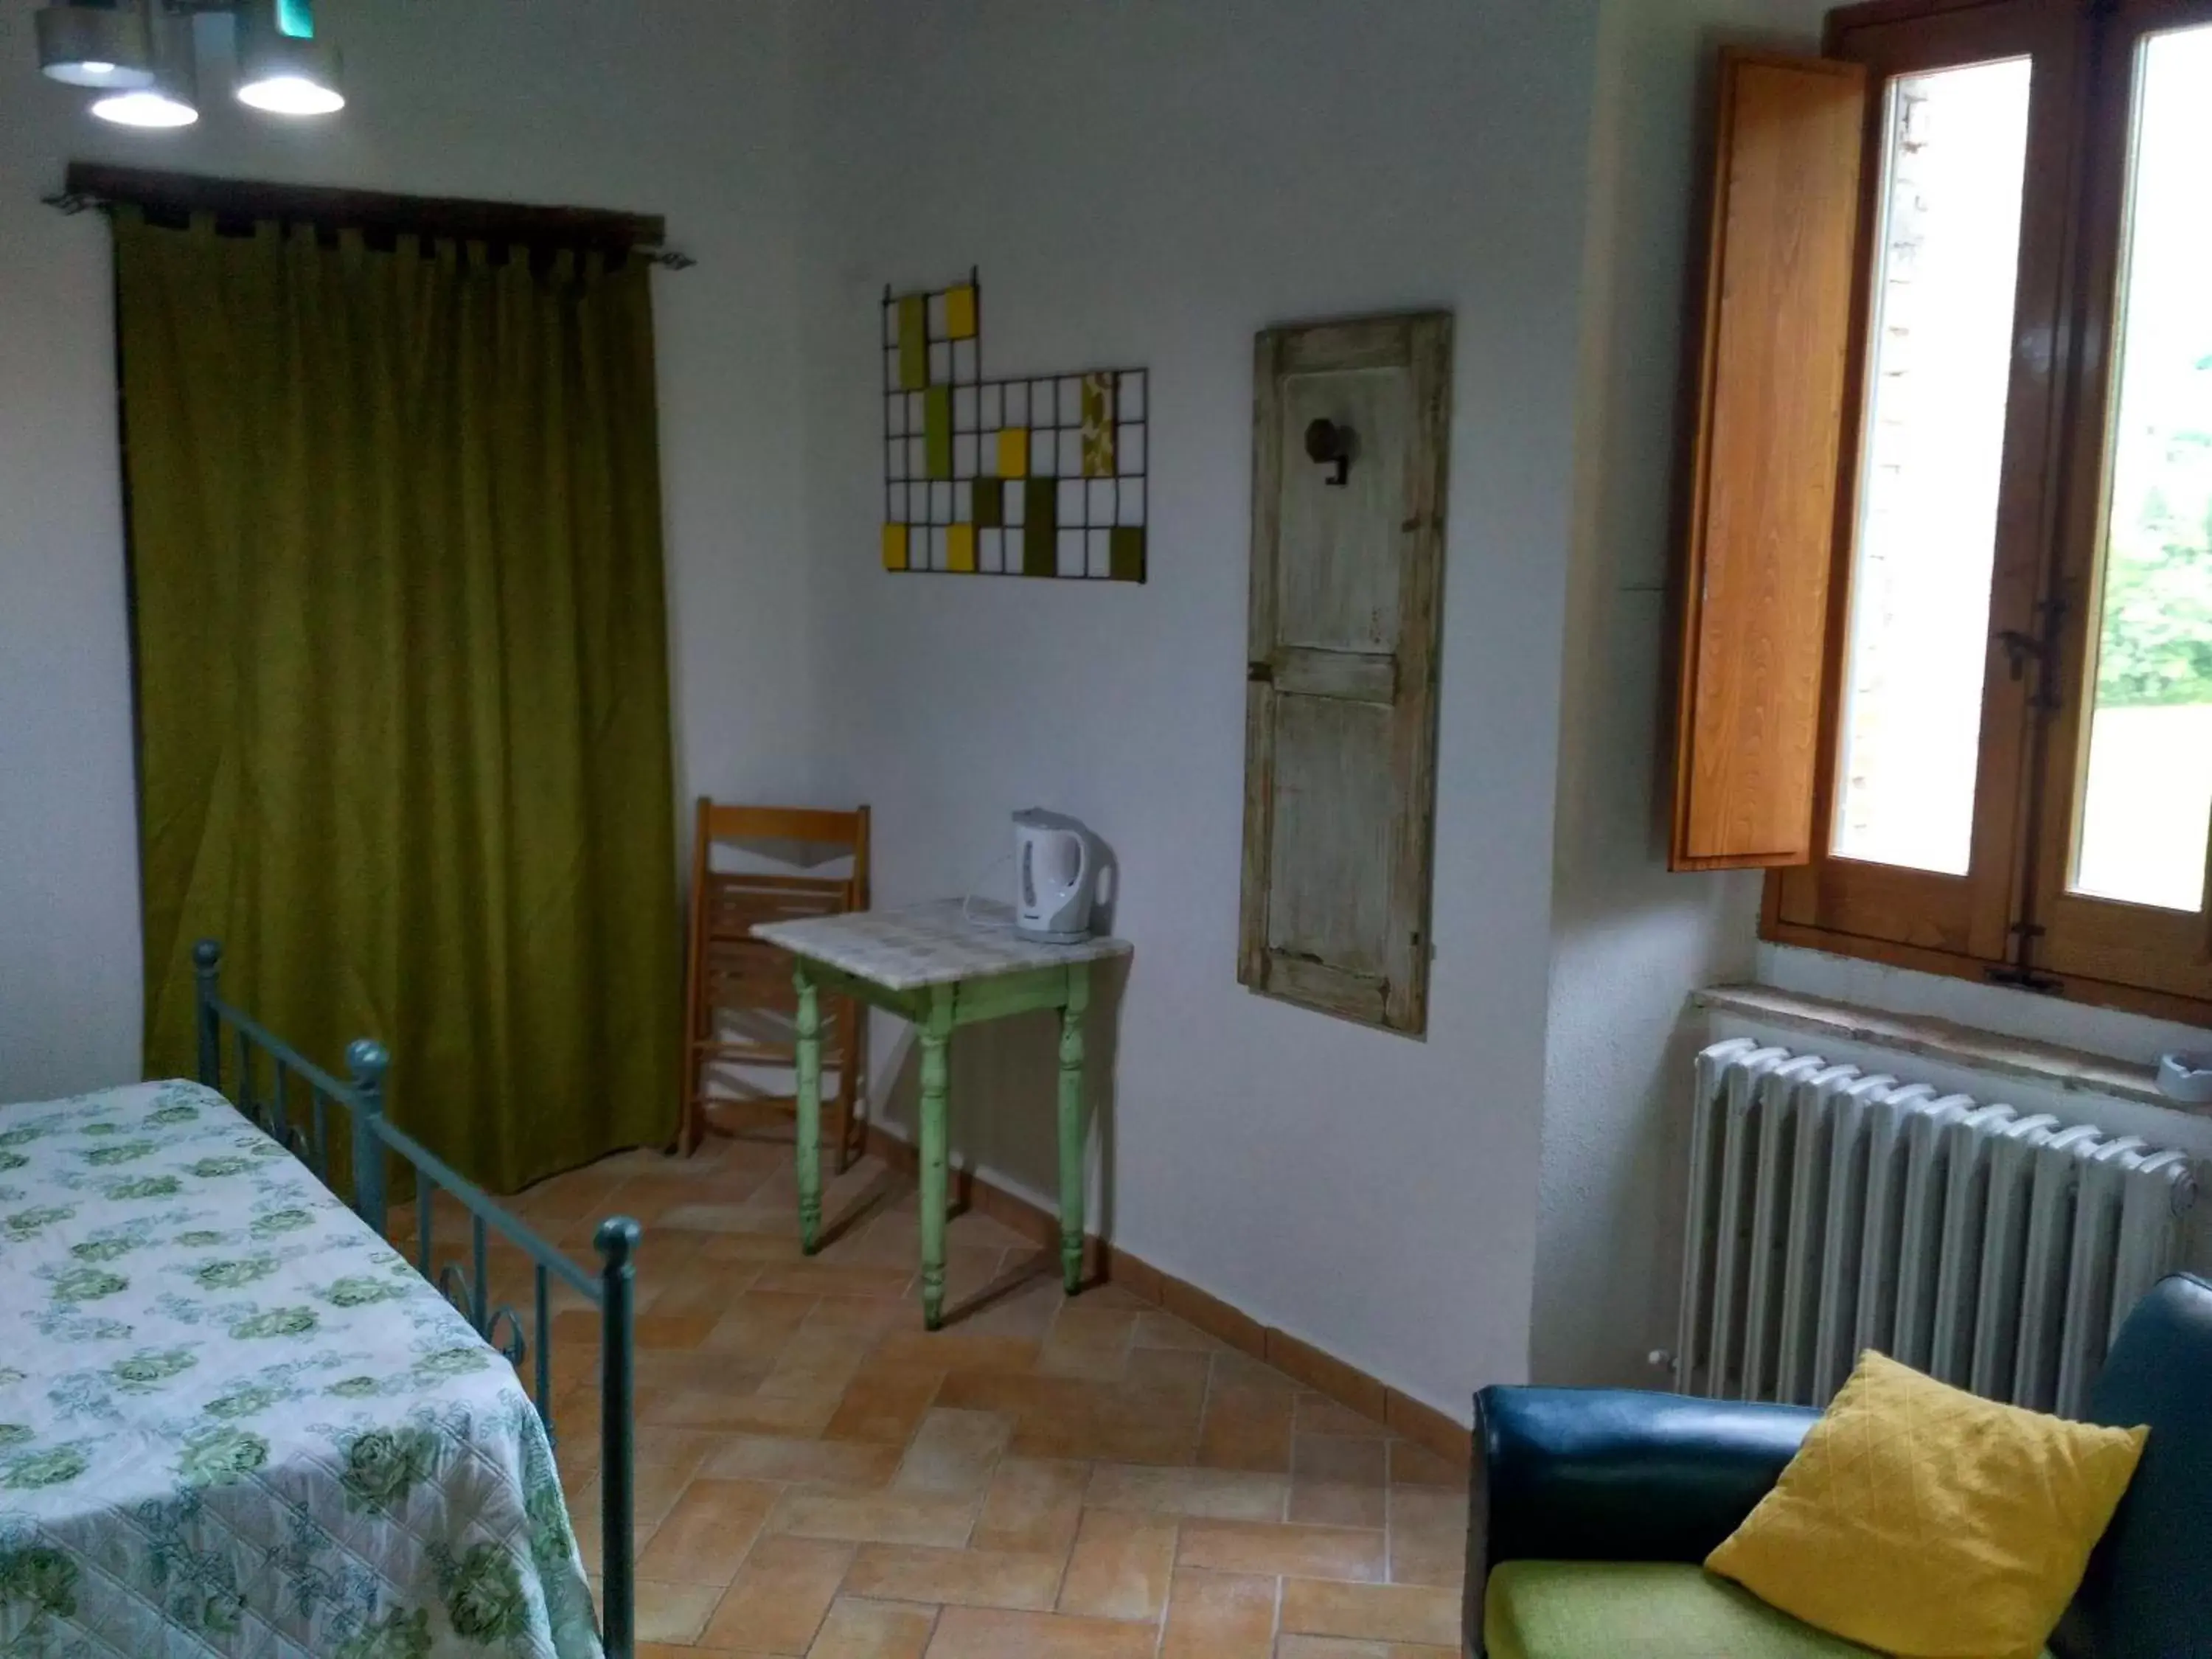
[752,898,1133,992]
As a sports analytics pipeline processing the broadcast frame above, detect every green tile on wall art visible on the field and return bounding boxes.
[924,385,952,479]
[898,293,928,390]
[1109,526,1146,583]
[1081,372,1116,477]
[1023,479,1057,577]
[973,477,1004,528]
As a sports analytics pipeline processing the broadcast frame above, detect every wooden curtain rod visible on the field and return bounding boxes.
[48,162,695,269]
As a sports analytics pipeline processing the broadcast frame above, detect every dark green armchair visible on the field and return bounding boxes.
[1467,1273,2212,1659]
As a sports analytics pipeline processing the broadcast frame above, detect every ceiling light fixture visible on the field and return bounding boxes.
[234,0,343,115]
[35,1,154,88]
[33,0,344,127]
[90,2,196,127]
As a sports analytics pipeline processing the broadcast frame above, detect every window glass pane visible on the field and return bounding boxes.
[1832,59,2032,875]
[2072,24,2212,914]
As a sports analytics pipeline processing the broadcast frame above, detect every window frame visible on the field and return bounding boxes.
[2027,0,2212,1008]
[1764,0,2212,1026]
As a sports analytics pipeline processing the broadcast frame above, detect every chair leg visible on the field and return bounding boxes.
[678,1012,706,1155]
[677,1059,698,1158]
[678,971,706,1158]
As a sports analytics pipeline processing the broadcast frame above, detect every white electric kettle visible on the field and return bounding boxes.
[1012,809,1099,942]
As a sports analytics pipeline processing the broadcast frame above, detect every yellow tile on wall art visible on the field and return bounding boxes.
[880,271,1147,581]
[945,284,978,341]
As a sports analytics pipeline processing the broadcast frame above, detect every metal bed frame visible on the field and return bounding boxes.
[189,939,639,1659]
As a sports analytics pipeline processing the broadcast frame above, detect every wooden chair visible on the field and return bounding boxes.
[679,801,870,1164]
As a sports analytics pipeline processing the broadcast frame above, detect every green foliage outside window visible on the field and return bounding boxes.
[2096,388,2212,709]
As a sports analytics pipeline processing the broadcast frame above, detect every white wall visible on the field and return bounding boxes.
[0,0,815,1099]
[1533,0,1837,1387]
[792,0,1603,1417]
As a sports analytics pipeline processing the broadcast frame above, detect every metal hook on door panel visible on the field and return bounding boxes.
[1304,418,1354,487]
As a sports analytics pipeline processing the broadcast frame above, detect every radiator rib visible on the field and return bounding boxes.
[1679,1040,2198,1410]
[1775,1064,1859,1402]
[1811,1073,1891,1402]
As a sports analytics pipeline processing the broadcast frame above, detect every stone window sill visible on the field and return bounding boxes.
[1691,984,2185,1113]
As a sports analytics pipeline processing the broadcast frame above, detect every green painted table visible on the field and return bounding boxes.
[751,898,1132,1329]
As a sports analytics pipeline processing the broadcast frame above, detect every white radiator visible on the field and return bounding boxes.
[1674,1037,2199,1415]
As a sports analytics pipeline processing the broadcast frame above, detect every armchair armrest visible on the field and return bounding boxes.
[1477,1385,1815,1566]
[1465,1385,1817,1654]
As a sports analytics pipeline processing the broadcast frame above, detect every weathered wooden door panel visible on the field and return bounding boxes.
[1240,313,1451,1036]
[1265,695,1395,978]
[1277,369,1410,653]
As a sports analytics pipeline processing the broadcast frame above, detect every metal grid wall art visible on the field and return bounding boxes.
[881,271,1148,582]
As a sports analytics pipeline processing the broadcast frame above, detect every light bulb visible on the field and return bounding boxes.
[233,8,344,119]
[91,88,199,128]
[236,73,344,115]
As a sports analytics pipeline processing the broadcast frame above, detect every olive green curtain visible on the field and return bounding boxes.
[119,208,680,1195]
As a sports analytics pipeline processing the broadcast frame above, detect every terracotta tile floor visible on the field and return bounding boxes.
[411,1130,1471,1658]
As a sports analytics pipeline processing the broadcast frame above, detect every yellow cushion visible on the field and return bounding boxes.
[1706,1351,2146,1659]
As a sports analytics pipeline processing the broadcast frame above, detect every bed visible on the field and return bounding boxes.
[0,941,639,1658]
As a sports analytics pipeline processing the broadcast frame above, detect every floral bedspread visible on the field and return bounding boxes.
[0,1079,600,1658]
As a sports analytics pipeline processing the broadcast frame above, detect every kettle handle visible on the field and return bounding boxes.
[1067,830,1090,897]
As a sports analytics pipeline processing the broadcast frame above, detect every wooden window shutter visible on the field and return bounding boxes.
[1239,313,1451,1036]
[1670,50,1868,870]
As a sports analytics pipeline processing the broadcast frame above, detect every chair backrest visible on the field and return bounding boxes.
[702,802,871,853]
[692,801,870,910]
[2055,1272,2212,1659]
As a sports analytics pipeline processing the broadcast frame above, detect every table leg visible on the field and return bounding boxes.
[795,966,821,1255]
[918,992,953,1330]
[1057,963,1091,1294]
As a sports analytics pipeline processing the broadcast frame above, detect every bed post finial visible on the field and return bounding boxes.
[193,940,223,1089]
[346,1040,389,1237]
[596,1216,641,1659]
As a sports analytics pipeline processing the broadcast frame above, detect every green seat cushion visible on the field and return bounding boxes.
[1484,1561,1884,1659]
[1486,1562,2063,1658]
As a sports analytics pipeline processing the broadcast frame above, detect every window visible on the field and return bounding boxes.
[2070,21,2212,913]
[1674,0,2212,1023]
[1831,56,2031,879]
